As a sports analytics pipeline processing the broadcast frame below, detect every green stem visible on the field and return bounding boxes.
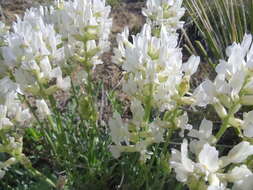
[162,128,174,154]
[19,155,56,188]
[215,117,230,142]
[144,83,153,122]
[215,101,240,143]
[70,79,85,126]
[26,165,56,188]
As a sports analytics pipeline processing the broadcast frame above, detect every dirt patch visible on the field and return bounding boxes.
[0,0,51,24]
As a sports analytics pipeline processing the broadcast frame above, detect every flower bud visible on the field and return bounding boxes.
[229,117,243,128]
[214,103,227,119]
[178,75,190,96]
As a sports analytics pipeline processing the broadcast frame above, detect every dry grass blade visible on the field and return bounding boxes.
[184,0,253,65]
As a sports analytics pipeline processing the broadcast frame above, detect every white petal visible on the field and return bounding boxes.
[199,144,219,173]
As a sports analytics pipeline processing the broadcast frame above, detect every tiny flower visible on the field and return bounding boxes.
[188,118,215,154]
[170,139,194,182]
[109,112,130,145]
[130,99,145,126]
[36,99,51,117]
[232,174,253,190]
[182,55,200,76]
[226,165,252,182]
[176,112,192,137]
[198,143,219,174]
[0,105,13,130]
[149,119,165,143]
[56,76,71,91]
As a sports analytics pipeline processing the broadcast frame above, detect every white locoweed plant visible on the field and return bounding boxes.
[1,0,253,189]
[109,0,200,188]
[0,0,112,188]
[109,0,253,189]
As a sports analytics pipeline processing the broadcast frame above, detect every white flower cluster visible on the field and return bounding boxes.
[142,0,185,33]
[43,0,112,62]
[0,77,31,131]
[109,99,165,162]
[0,8,70,95]
[171,138,253,190]
[113,22,199,112]
[109,0,199,161]
[169,34,253,190]
[193,34,253,138]
[0,77,31,178]
[0,0,112,179]
[110,1,253,189]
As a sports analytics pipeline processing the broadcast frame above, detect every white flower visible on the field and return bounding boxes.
[188,118,215,154]
[198,144,219,174]
[193,79,219,107]
[142,0,185,32]
[221,141,253,167]
[0,77,20,102]
[177,112,192,137]
[135,139,154,162]
[232,174,253,190]
[170,139,194,182]
[109,112,130,145]
[21,60,40,73]
[207,184,227,190]
[0,21,9,37]
[15,108,31,124]
[0,105,13,130]
[0,7,68,95]
[36,99,51,117]
[193,34,253,110]
[57,76,71,91]
[130,99,145,126]
[50,67,71,91]
[112,27,129,64]
[226,165,252,182]
[39,57,52,79]
[182,55,200,75]
[148,119,165,143]
[14,68,36,92]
